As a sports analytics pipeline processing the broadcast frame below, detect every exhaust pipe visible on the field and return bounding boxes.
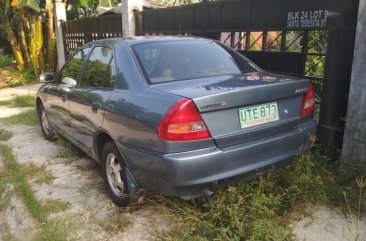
[202,188,215,199]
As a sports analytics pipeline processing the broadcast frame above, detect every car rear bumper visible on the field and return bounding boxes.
[117,119,317,196]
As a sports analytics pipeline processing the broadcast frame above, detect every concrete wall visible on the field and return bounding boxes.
[342,0,366,163]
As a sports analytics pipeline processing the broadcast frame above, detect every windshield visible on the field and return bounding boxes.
[132,40,257,84]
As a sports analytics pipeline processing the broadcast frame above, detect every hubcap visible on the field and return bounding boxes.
[106,153,124,196]
[41,109,50,135]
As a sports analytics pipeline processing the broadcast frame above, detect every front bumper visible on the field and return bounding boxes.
[117,119,317,196]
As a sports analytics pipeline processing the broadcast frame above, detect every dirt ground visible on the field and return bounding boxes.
[0,85,365,241]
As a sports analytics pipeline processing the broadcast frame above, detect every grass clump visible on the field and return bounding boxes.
[22,163,56,185]
[55,137,85,161]
[98,210,132,232]
[0,128,12,141]
[13,95,35,107]
[42,199,71,214]
[0,109,38,125]
[158,144,366,240]
[0,170,14,210]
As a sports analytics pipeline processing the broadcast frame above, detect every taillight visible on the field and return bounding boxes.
[158,98,212,141]
[300,82,315,117]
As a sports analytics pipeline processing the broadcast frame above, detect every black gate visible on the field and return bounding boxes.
[61,14,123,59]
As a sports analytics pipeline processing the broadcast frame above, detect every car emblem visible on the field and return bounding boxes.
[295,88,308,94]
[200,101,227,110]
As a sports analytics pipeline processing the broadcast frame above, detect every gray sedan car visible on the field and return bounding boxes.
[36,37,317,206]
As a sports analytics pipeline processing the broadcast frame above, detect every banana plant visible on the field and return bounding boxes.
[0,0,25,70]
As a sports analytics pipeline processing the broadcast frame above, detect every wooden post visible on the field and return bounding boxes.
[54,0,66,69]
[122,0,143,38]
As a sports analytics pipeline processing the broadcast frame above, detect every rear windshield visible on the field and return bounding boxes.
[132,40,257,84]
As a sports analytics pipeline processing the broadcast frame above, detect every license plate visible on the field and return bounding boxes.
[239,102,279,129]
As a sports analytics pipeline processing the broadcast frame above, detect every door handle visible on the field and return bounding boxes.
[91,102,102,113]
[61,94,68,102]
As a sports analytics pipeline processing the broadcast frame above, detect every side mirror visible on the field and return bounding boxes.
[39,72,55,83]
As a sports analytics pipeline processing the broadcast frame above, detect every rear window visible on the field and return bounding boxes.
[132,40,256,84]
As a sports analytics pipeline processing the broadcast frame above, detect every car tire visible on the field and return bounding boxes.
[38,103,57,141]
[101,141,130,207]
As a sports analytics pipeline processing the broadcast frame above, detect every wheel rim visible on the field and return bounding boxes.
[106,153,125,197]
[41,109,50,135]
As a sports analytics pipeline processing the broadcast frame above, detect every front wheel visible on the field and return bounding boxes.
[101,141,130,207]
[38,103,57,141]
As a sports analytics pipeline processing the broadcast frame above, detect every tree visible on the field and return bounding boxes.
[0,0,57,74]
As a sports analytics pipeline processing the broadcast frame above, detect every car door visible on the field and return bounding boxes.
[68,45,116,157]
[46,47,91,137]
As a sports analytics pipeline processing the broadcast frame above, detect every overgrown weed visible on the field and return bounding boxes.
[157,144,366,240]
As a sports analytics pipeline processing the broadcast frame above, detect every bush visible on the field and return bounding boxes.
[0,55,14,68]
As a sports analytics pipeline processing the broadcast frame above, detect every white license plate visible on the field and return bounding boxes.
[239,102,279,129]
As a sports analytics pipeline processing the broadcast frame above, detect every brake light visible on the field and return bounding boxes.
[158,98,212,141]
[300,82,315,117]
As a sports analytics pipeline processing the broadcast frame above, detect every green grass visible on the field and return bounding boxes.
[155,144,366,241]
[0,109,38,125]
[0,170,13,211]
[0,95,35,107]
[13,95,35,107]
[22,163,56,185]
[55,137,85,161]
[42,199,71,214]
[0,144,72,241]
[0,128,13,141]
[0,99,12,106]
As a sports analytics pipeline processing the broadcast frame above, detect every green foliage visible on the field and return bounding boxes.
[159,145,366,240]
[9,68,38,85]
[0,55,14,68]
[17,0,41,12]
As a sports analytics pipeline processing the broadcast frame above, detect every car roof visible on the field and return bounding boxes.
[83,36,209,47]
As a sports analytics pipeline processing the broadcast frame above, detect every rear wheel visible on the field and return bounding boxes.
[38,103,57,141]
[101,141,130,207]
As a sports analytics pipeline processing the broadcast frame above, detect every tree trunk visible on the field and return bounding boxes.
[18,14,32,68]
[45,0,57,71]
[4,17,25,71]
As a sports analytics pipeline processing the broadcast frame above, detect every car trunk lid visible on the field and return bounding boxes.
[149,72,311,148]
